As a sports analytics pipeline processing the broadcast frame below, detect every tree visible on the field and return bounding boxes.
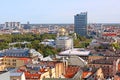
[0,33,59,57]
[74,39,80,47]
[111,43,120,49]
[43,48,53,57]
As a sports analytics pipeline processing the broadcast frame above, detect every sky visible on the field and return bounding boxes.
[0,0,120,24]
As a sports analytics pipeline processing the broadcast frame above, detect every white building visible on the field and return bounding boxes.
[56,36,73,50]
[41,39,55,47]
[58,48,91,61]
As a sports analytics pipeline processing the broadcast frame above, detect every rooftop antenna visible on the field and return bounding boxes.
[69,50,71,58]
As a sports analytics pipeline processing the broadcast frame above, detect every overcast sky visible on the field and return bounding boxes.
[0,0,120,23]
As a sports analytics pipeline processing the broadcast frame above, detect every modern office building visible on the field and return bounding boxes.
[74,12,87,36]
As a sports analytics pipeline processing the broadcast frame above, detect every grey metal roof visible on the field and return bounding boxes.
[3,49,30,57]
[10,72,23,76]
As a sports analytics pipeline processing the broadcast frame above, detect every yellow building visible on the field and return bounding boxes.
[0,64,6,71]
[2,57,31,68]
[0,57,6,71]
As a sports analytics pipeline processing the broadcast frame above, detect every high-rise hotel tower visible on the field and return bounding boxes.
[74,12,87,36]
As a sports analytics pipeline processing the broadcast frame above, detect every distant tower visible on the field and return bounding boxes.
[27,21,30,25]
[74,12,87,36]
[4,22,21,29]
[23,21,31,29]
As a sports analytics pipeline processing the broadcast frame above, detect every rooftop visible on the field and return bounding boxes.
[64,65,80,78]
[116,72,120,77]
[90,58,117,65]
[0,71,8,74]
[2,48,30,57]
[81,67,98,79]
[25,73,41,79]
[0,48,42,58]
[59,48,90,56]
[16,61,63,79]
[56,36,71,40]
[10,72,23,77]
[104,54,120,57]
[17,61,62,73]
[82,72,92,79]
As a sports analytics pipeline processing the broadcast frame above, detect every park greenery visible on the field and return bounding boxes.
[73,34,92,48]
[111,42,120,49]
[0,33,91,57]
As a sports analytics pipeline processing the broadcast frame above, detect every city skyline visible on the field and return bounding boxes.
[0,0,120,23]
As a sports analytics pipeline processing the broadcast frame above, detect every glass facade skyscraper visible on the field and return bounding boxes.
[74,12,87,36]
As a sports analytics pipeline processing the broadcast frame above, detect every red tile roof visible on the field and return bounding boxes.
[17,69,41,79]
[16,61,63,79]
[82,72,92,78]
[19,58,31,64]
[118,64,120,72]
[64,66,80,78]
[102,33,117,36]
[25,72,41,79]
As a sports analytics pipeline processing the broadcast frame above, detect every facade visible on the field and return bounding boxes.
[89,58,120,79]
[0,48,43,68]
[88,55,104,63]
[2,57,31,68]
[56,36,73,50]
[0,57,3,65]
[74,12,87,36]
[0,64,6,71]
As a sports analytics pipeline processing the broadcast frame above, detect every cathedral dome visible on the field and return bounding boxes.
[59,28,66,33]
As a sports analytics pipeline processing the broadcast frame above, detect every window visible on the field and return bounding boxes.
[8,63,10,65]
[12,59,16,62]
[13,63,16,66]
